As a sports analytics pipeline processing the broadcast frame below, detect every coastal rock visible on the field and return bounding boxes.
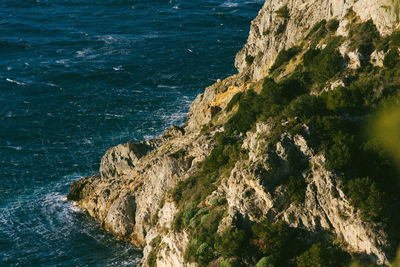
[235,0,400,81]
[67,0,400,265]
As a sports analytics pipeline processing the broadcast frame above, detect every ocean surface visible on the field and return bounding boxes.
[0,0,262,265]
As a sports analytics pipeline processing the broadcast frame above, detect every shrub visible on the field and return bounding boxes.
[245,55,255,66]
[383,48,399,69]
[270,46,301,72]
[275,5,289,19]
[226,92,243,111]
[326,19,339,32]
[348,20,380,55]
[306,20,326,39]
[297,243,351,267]
[251,221,294,258]
[256,256,275,267]
[311,47,343,83]
[285,175,307,204]
[390,30,400,47]
[215,227,247,257]
[345,177,385,222]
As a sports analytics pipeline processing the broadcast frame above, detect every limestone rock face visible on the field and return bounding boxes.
[221,123,389,264]
[67,0,400,266]
[235,0,400,81]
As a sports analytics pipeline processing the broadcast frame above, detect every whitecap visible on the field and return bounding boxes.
[113,65,123,71]
[172,5,179,9]
[221,1,239,7]
[6,78,25,85]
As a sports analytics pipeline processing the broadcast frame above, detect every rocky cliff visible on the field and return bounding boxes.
[68,0,400,266]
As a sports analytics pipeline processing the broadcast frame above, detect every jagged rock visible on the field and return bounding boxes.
[235,0,400,81]
[67,0,400,266]
[371,49,386,67]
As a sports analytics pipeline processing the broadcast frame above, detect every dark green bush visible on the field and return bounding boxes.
[285,175,307,204]
[297,243,351,267]
[245,55,255,66]
[384,48,400,69]
[215,227,247,257]
[348,20,380,56]
[270,46,301,72]
[306,20,326,39]
[345,177,385,222]
[275,5,289,19]
[390,30,400,47]
[226,92,243,111]
[326,19,339,32]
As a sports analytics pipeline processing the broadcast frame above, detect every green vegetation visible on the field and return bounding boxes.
[297,242,351,267]
[348,20,380,56]
[326,19,339,32]
[275,5,289,19]
[169,18,400,267]
[245,55,255,66]
[384,48,399,68]
[270,46,301,72]
[302,37,344,83]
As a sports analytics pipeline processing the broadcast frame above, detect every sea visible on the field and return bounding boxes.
[0,0,263,265]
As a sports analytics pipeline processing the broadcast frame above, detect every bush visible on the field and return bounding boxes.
[297,243,351,267]
[275,5,289,19]
[251,221,294,258]
[256,256,275,267]
[215,227,247,257]
[390,30,400,47]
[348,20,380,56]
[270,46,301,72]
[384,48,399,69]
[245,55,255,66]
[285,175,307,204]
[345,177,385,222]
[226,92,243,111]
[326,19,339,32]
[306,20,326,39]
[311,46,343,83]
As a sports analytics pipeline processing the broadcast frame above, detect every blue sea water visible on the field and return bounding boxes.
[0,0,262,265]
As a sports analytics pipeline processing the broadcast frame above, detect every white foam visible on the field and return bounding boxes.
[221,1,239,7]
[113,65,123,71]
[6,78,25,85]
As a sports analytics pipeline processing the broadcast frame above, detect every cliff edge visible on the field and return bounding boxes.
[68,0,400,266]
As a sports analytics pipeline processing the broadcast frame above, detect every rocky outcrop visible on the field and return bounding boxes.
[235,0,400,81]
[220,123,389,264]
[68,0,400,266]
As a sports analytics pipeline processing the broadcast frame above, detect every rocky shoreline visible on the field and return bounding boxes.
[68,0,400,266]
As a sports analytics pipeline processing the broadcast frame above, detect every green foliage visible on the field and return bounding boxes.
[297,243,351,267]
[270,46,301,72]
[348,20,380,56]
[390,30,400,47]
[275,5,289,19]
[303,41,343,84]
[285,175,307,204]
[184,209,225,266]
[226,92,243,111]
[384,48,400,69]
[306,20,326,39]
[326,19,339,32]
[256,256,275,267]
[251,221,295,259]
[147,236,162,267]
[345,177,385,222]
[224,75,307,135]
[215,227,247,258]
[245,55,255,66]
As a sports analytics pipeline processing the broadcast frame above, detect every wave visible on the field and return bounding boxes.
[6,78,25,85]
